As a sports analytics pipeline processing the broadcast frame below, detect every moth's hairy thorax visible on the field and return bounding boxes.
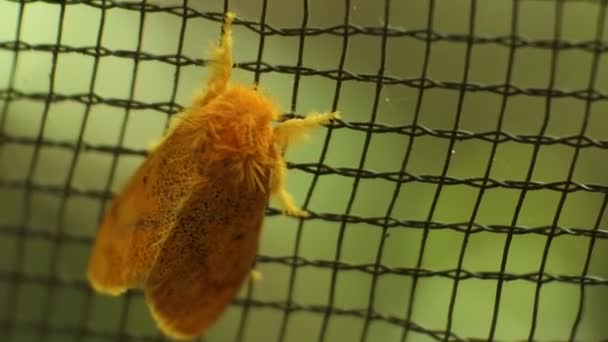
[182,84,281,191]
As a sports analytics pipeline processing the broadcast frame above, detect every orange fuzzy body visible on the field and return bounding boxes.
[86,12,339,340]
[88,85,278,338]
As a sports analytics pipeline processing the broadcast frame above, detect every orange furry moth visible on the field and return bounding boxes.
[86,12,339,340]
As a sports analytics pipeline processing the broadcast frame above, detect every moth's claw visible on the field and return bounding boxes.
[284,207,309,218]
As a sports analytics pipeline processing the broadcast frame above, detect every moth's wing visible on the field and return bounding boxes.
[87,139,197,296]
[144,172,268,339]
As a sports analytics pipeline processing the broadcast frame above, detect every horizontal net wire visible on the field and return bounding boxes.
[1,0,608,341]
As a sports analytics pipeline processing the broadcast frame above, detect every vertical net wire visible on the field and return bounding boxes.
[1,0,608,341]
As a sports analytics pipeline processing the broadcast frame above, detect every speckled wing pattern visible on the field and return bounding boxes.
[144,164,268,339]
[87,134,200,296]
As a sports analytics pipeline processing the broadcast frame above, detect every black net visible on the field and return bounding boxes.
[1,0,608,341]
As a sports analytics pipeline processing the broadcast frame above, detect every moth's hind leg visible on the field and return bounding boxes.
[269,157,309,218]
[192,12,236,109]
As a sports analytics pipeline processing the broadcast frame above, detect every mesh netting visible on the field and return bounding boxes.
[1,0,608,341]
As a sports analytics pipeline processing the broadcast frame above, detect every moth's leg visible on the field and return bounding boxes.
[269,157,308,218]
[250,270,263,282]
[191,12,235,109]
[273,111,340,149]
[269,111,339,217]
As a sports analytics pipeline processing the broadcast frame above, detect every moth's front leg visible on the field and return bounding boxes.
[273,111,340,148]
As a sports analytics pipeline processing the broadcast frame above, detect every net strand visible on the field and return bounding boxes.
[5,1,67,341]
[525,1,564,339]
[5,116,608,149]
[569,3,608,337]
[0,1,25,340]
[4,155,608,195]
[443,1,482,339]
[73,0,109,339]
[358,0,400,340]
[318,0,391,340]
[491,0,559,337]
[7,0,608,54]
[277,0,313,340]
[4,55,608,103]
[36,0,103,339]
[2,252,608,288]
[486,0,521,339]
[115,1,149,340]
[5,211,608,242]
[531,0,606,340]
[403,0,471,337]
[570,195,608,340]
[0,274,485,342]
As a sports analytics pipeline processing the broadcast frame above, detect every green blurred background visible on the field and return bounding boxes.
[1,0,607,341]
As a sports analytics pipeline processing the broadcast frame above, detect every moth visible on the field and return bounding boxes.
[87,12,339,340]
